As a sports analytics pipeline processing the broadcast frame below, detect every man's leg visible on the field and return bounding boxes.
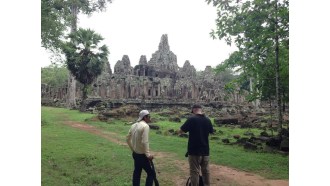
[133,152,143,186]
[188,155,201,186]
[141,156,155,186]
[201,156,210,186]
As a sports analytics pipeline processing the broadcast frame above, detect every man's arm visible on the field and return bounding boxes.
[177,117,190,134]
[141,125,153,160]
[126,129,134,152]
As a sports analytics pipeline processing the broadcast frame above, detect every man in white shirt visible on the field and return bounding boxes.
[126,110,154,186]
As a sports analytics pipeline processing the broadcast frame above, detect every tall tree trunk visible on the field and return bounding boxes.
[249,77,260,109]
[282,91,286,112]
[66,4,78,108]
[67,74,77,108]
[80,84,88,112]
[275,1,283,132]
[269,99,274,136]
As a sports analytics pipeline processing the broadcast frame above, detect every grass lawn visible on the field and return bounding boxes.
[42,106,288,185]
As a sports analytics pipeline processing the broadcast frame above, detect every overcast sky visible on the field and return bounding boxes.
[41,0,237,71]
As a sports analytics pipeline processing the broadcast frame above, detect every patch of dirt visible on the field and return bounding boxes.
[63,121,288,186]
[64,121,127,146]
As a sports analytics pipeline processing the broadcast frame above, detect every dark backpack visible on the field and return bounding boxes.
[186,175,204,186]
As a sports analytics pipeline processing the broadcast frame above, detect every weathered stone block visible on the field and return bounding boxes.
[214,118,239,125]
[233,134,241,139]
[148,124,160,130]
[244,142,258,150]
[222,138,230,143]
[169,117,181,122]
[266,137,282,148]
[210,136,220,140]
[280,138,289,152]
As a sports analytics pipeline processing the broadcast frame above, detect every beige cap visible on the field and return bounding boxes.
[137,110,150,121]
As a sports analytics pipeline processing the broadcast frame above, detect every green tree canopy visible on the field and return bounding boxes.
[208,0,289,99]
[207,0,289,129]
[41,63,69,88]
[41,0,113,108]
[41,0,70,51]
[41,0,113,52]
[62,28,109,111]
[215,68,238,85]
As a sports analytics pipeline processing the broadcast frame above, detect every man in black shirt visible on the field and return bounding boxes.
[178,104,213,186]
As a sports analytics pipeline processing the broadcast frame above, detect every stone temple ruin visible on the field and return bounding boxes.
[41,34,289,152]
[42,34,248,108]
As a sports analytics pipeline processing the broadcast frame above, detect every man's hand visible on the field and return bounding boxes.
[147,155,154,160]
[177,129,184,135]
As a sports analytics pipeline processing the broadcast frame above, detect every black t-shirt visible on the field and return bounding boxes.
[180,114,214,156]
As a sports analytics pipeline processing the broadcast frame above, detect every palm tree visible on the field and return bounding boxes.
[62,28,109,112]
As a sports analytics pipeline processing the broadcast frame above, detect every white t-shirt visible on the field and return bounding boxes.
[126,120,150,157]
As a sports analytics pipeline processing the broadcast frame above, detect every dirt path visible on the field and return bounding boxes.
[64,121,288,186]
